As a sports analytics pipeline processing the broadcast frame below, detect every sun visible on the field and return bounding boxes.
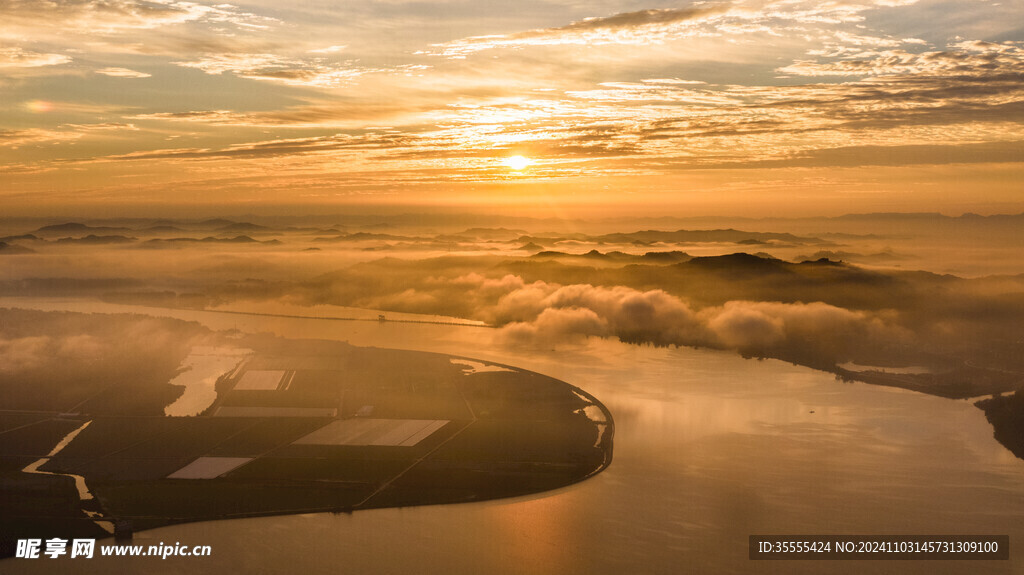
[504,155,532,170]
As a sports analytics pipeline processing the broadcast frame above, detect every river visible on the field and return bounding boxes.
[2,297,1022,574]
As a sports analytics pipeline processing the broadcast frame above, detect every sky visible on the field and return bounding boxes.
[1,0,1022,217]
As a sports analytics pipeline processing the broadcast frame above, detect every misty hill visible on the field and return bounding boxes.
[0,242,35,254]
[200,235,259,243]
[532,249,634,262]
[517,242,545,252]
[284,227,342,234]
[436,228,530,241]
[960,212,1024,224]
[685,252,788,274]
[312,232,429,243]
[791,212,1024,239]
[511,228,828,249]
[0,277,145,296]
[796,250,909,264]
[196,218,238,228]
[531,249,691,265]
[142,236,265,246]
[592,229,826,245]
[36,222,97,233]
[216,222,272,233]
[34,222,133,236]
[833,212,1024,224]
[834,212,947,222]
[640,251,692,264]
[55,235,137,245]
[0,233,40,241]
[139,225,186,234]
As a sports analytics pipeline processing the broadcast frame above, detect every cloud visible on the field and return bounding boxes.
[5,0,1020,186]
[308,45,346,54]
[0,310,212,392]
[730,140,1024,169]
[537,284,706,346]
[704,302,786,349]
[699,300,896,354]
[129,105,416,128]
[174,53,372,86]
[424,0,926,58]
[99,131,419,162]
[501,307,609,346]
[62,122,139,132]
[0,328,130,374]
[486,280,903,356]
[535,5,729,33]
[0,122,139,150]
[0,336,52,372]
[0,0,275,34]
[0,47,71,68]
[0,0,279,69]
[174,53,294,75]
[95,66,151,78]
[29,34,1024,181]
[778,42,1024,77]
[0,128,82,148]
[329,271,905,357]
[427,4,730,57]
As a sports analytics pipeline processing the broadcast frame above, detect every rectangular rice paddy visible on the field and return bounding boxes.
[293,419,449,447]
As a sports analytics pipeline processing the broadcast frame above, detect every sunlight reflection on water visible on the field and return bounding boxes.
[163,346,251,417]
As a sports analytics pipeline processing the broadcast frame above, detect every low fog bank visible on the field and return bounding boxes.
[45,250,1012,399]
[0,309,213,413]
[1,213,1021,398]
[294,260,1020,384]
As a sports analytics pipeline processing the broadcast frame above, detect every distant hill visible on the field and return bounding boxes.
[530,249,691,265]
[216,222,272,233]
[312,232,427,243]
[833,212,947,221]
[140,225,186,234]
[35,222,132,236]
[0,234,40,243]
[592,229,825,245]
[142,236,264,246]
[36,222,92,233]
[0,242,34,254]
[512,228,826,248]
[684,252,787,273]
[454,227,529,239]
[640,251,691,264]
[796,250,909,264]
[196,218,237,228]
[56,235,136,245]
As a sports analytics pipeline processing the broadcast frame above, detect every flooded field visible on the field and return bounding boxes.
[164,347,252,417]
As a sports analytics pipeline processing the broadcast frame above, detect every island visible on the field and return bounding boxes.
[0,309,613,556]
